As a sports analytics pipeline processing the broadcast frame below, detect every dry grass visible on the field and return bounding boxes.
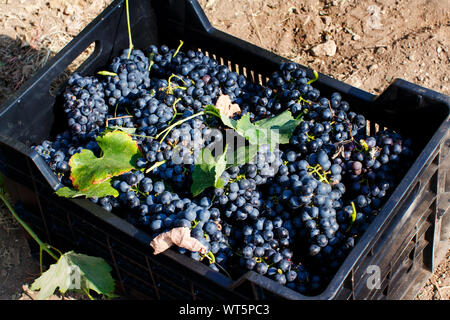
[0,35,50,103]
[0,0,111,105]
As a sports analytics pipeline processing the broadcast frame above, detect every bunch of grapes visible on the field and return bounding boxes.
[32,43,415,296]
[63,74,109,137]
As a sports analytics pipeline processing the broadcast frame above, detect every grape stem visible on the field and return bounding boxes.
[172,40,184,58]
[199,250,215,263]
[306,70,319,85]
[297,96,312,106]
[296,108,309,120]
[168,98,182,125]
[215,262,232,279]
[125,0,133,59]
[97,71,118,77]
[83,288,95,300]
[307,164,330,184]
[346,201,358,232]
[165,74,188,95]
[114,101,119,118]
[131,186,147,197]
[145,160,167,174]
[105,115,133,128]
[155,110,218,143]
[0,193,59,264]
[190,219,200,230]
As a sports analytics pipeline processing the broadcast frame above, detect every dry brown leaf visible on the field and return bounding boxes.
[215,94,241,118]
[150,227,207,255]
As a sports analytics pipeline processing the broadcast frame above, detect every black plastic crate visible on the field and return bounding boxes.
[0,0,449,300]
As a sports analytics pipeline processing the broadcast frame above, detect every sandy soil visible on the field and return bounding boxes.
[0,0,448,300]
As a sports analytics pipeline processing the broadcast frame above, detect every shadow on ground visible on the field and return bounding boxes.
[0,35,54,106]
[0,34,50,300]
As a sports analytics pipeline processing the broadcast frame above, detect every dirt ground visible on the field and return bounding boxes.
[0,0,448,300]
[198,0,449,95]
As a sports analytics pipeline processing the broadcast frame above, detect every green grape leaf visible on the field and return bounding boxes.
[30,251,116,300]
[55,181,119,198]
[214,145,228,189]
[69,130,142,191]
[235,113,263,145]
[191,148,216,197]
[191,147,229,196]
[231,110,301,148]
[254,110,303,144]
[201,104,302,184]
[207,104,301,147]
[203,104,221,118]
